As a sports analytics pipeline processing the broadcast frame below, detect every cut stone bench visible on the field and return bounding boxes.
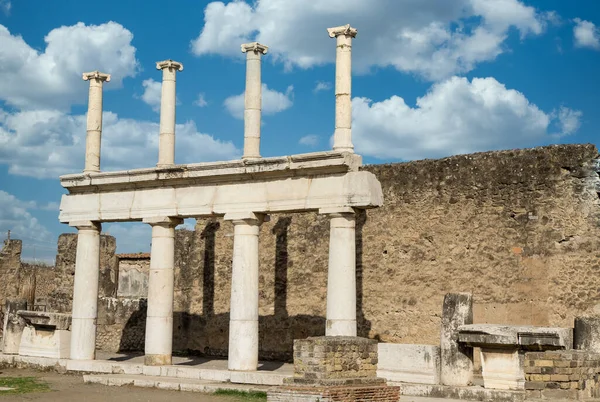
[17,311,72,359]
[458,324,573,391]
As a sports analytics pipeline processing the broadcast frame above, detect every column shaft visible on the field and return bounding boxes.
[144,218,180,366]
[228,218,261,370]
[244,52,262,159]
[70,222,101,360]
[158,68,177,167]
[85,80,104,173]
[326,213,357,336]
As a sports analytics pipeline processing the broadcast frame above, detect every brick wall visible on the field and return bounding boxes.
[525,351,600,400]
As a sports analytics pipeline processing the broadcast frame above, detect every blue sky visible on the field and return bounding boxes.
[0,0,598,262]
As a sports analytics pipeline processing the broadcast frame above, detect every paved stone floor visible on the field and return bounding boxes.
[0,367,465,402]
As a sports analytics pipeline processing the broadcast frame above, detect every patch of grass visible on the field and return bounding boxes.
[214,388,267,401]
[0,376,50,395]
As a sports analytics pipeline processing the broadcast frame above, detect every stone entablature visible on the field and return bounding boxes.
[58,152,382,223]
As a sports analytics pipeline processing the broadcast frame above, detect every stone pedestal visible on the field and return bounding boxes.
[440,292,474,386]
[1,299,27,354]
[479,347,524,390]
[574,316,600,352]
[70,221,101,360]
[18,311,72,359]
[267,337,400,402]
[143,217,182,366]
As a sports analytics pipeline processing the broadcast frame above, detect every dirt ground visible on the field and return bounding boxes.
[0,368,243,402]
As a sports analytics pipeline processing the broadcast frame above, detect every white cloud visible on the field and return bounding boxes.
[0,108,240,178]
[140,79,162,112]
[224,84,294,119]
[191,0,548,80]
[352,76,582,160]
[194,93,208,107]
[554,106,582,136]
[299,135,319,146]
[0,0,11,15]
[0,22,138,110]
[313,81,332,93]
[574,18,600,50]
[0,190,55,261]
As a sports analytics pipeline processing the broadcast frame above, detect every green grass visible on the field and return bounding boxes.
[214,388,267,401]
[0,376,50,395]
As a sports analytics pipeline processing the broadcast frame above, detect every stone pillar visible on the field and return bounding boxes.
[574,316,600,352]
[321,207,356,336]
[156,60,183,168]
[241,42,268,159]
[440,292,474,386]
[70,221,101,360]
[327,24,357,153]
[224,212,265,371]
[143,217,182,366]
[82,71,110,173]
[2,299,28,354]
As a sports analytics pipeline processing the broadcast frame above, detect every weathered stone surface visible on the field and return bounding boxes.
[440,293,473,386]
[574,316,600,353]
[1,299,27,354]
[458,324,573,350]
[376,343,440,385]
[18,311,71,330]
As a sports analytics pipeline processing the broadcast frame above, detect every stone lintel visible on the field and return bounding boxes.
[142,216,183,227]
[17,311,72,330]
[458,324,573,350]
[156,59,183,71]
[82,71,111,82]
[241,42,268,55]
[327,24,357,38]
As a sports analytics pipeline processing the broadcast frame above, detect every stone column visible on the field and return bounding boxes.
[224,212,265,371]
[70,221,101,360]
[241,42,268,159]
[82,71,111,173]
[143,216,182,366]
[2,299,28,354]
[327,24,357,153]
[440,292,474,386]
[321,207,356,336]
[156,60,183,168]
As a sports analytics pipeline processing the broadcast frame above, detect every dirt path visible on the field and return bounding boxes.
[0,368,242,402]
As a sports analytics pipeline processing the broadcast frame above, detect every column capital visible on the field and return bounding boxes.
[156,59,184,71]
[241,42,268,55]
[69,220,102,231]
[142,216,183,227]
[319,207,355,216]
[224,212,269,225]
[327,24,357,39]
[82,71,111,82]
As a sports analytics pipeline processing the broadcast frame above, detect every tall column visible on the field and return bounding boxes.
[70,221,101,360]
[241,42,268,159]
[327,24,357,153]
[224,212,265,371]
[143,216,182,366]
[82,71,111,173]
[156,60,183,168]
[321,207,357,336]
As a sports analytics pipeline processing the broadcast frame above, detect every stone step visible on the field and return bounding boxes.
[397,382,525,402]
[83,374,272,393]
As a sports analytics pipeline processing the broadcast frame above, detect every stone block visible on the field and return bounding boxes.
[574,316,600,353]
[440,292,473,386]
[479,348,525,390]
[18,327,70,359]
[2,299,27,354]
[376,343,440,385]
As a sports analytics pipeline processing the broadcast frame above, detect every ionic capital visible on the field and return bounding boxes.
[156,60,184,71]
[327,24,357,39]
[82,71,111,82]
[241,42,269,55]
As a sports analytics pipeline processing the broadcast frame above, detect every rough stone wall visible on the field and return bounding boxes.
[0,240,23,309]
[116,255,150,298]
[167,144,600,360]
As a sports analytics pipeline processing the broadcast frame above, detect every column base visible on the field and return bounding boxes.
[145,354,172,366]
[326,319,357,336]
[228,319,258,371]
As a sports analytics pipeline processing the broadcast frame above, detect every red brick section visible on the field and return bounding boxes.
[524,351,600,400]
[268,385,400,402]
